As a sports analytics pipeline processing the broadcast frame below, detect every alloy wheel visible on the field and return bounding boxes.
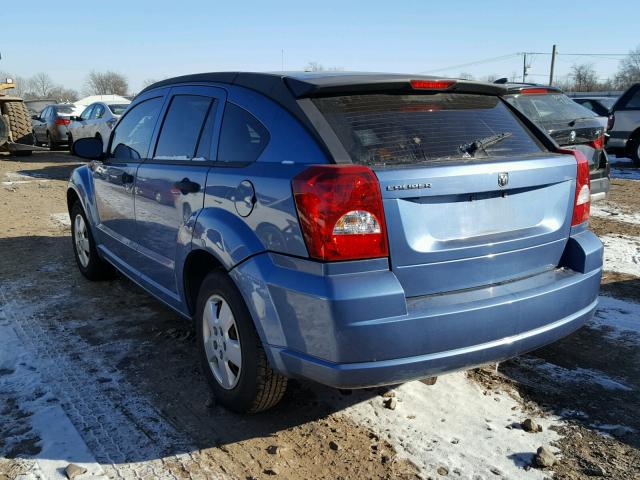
[202,295,242,389]
[74,214,90,268]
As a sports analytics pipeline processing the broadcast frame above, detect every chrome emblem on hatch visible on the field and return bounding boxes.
[570,130,577,142]
[498,172,509,187]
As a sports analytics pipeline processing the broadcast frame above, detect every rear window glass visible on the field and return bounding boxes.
[313,94,544,166]
[506,93,595,127]
[108,104,129,115]
[55,105,75,114]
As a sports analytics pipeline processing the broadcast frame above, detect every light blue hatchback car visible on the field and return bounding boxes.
[68,72,603,412]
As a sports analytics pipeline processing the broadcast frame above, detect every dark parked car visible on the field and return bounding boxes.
[501,83,610,201]
[32,103,76,149]
[599,83,640,166]
[68,72,602,413]
[572,96,617,117]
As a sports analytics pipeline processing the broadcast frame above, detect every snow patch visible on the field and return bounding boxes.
[591,295,640,340]
[516,357,633,391]
[591,202,640,226]
[599,235,640,276]
[0,318,108,479]
[343,373,561,479]
[49,212,71,228]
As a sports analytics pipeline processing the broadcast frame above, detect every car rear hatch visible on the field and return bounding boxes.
[504,91,607,172]
[308,86,576,297]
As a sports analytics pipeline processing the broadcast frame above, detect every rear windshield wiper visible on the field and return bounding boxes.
[458,132,512,157]
[568,117,595,127]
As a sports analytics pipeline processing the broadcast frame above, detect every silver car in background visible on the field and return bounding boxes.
[32,103,76,149]
[68,101,130,149]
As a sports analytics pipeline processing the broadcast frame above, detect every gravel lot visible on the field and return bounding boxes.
[0,152,638,480]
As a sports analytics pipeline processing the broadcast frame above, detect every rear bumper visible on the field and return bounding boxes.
[590,174,609,202]
[232,230,603,388]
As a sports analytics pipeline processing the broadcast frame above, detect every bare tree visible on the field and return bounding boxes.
[48,86,79,102]
[614,45,640,90]
[480,74,499,83]
[458,72,475,80]
[28,72,55,97]
[142,78,161,88]
[305,61,325,72]
[85,71,129,96]
[569,63,599,92]
[304,61,344,72]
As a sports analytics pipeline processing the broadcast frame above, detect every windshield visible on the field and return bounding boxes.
[108,104,129,115]
[506,93,595,126]
[598,98,617,110]
[313,93,544,166]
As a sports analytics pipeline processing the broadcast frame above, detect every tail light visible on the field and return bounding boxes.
[55,117,70,126]
[410,79,455,90]
[520,88,551,95]
[590,133,605,150]
[559,149,590,226]
[292,165,388,261]
[607,114,615,131]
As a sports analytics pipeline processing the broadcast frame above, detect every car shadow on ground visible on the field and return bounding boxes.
[0,235,386,466]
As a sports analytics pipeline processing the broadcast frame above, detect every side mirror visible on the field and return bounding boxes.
[31,115,40,121]
[73,137,104,159]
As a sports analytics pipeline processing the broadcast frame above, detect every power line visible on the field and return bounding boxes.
[425,51,631,74]
[420,53,520,73]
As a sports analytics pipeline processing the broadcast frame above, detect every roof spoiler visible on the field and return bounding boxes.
[285,76,507,98]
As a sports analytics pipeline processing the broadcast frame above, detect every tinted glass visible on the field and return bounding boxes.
[55,105,75,114]
[314,93,544,166]
[80,106,94,120]
[93,105,105,119]
[195,104,218,160]
[110,97,163,161]
[599,98,616,110]
[40,107,50,119]
[154,95,212,160]
[623,90,640,109]
[217,103,269,163]
[108,104,129,115]
[506,93,595,127]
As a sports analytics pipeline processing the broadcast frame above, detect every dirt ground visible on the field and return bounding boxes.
[1,152,639,479]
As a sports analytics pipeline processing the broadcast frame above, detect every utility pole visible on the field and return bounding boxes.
[549,44,557,85]
[281,49,284,72]
[522,53,527,83]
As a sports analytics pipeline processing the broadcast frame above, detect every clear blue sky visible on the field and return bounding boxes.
[0,0,637,93]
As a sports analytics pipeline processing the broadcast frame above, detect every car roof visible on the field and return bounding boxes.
[140,71,507,99]
[572,96,615,101]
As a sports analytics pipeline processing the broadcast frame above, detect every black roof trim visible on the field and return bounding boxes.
[140,71,507,99]
[500,82,563,94]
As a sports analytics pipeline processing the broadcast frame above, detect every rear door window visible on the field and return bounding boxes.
[154,95,213,161]
[313,93,544,166]
[217,103,270,163]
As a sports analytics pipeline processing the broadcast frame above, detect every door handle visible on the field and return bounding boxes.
[121,172,135,184]
[174,178,200,195]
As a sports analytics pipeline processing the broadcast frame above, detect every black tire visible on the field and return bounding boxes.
[1,101,34,146]
[47,132,56,151]
[196,270,287,413]
[14,150,33,157]
[70,202,116,281]
[627,137,640,167]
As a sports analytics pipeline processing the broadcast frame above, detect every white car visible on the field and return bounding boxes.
[68,101,130,150]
